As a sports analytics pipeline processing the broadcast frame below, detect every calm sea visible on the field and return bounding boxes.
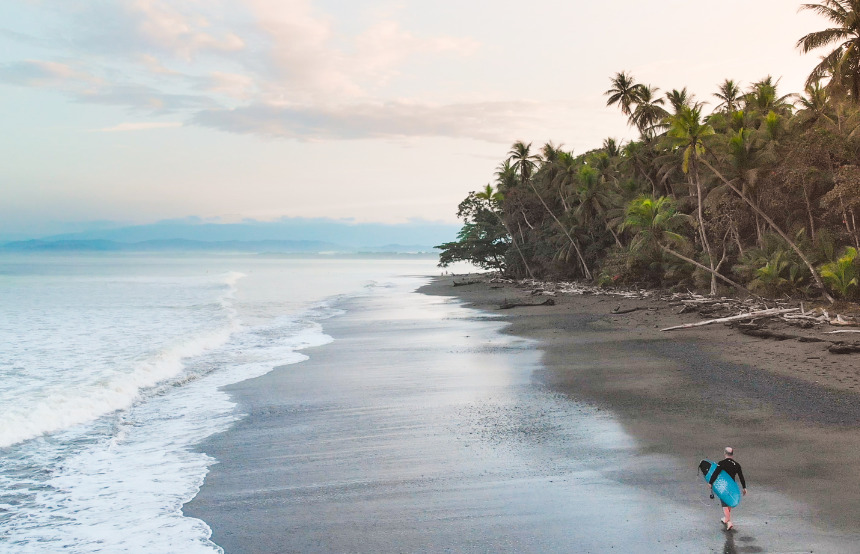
[0,253,467,552]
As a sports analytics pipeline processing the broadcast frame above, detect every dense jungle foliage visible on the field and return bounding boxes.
[438,0,860,303]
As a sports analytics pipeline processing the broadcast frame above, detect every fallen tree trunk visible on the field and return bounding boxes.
[828,343,860,354]
[661,308,799,331]
[499,298,555,309]
[740,328,826,342]
[610,306,642,315]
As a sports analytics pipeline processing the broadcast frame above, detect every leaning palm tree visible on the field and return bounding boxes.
[797,0,860,101]
[699,158,837,303]
[622,196,752,295]
[605,71,644,118]
[507,143,593,279]
[476,184,535,279]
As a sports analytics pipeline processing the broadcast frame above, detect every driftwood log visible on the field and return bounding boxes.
[499,298,555,309]
[610,306,642,315]
[829,343,860,354]
[661,308,799,332]
[740,328,826,342]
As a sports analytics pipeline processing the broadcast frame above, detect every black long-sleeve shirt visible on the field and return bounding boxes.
[717,457,746,489]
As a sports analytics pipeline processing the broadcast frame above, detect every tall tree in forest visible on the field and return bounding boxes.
[666,105,719,294]
[508,141,541,187]
[507,143,593,279]
[714,79,743,113]
[797,0,860,101]
[605,71,643,118]
[632,85,669,137]
[700,158,837,302]
[622,197,752,294]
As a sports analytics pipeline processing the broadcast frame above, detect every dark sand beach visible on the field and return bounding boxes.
[185,276,860,553]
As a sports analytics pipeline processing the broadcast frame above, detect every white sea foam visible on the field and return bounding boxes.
[0,254,447,552]
[0,272,244,448]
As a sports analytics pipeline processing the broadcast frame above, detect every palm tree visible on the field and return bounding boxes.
[699,158,837,302]
[714,79,743,113]
[507,141,541,187]
[507,143,593,279]
[632,85,669,137]
[666,87,696,114]
[476,184,535,279]
[666,105,719,294]
[605,71,644,117]
[744,76,793,116]
[795,81,835,127]
[603,138,621,158]
[797,0,860,101]
[621,197,753,294]
[575,165,623,246]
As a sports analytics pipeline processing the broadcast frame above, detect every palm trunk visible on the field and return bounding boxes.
[850,205,860,251]
[528,182,593,280]
[500,216,534,279]
[803,177,816,243]
[659,244,755,298]
[692,165,717,295]
[701,158,835,303]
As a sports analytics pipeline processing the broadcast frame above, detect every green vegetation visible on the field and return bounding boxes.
[438,1,860,302]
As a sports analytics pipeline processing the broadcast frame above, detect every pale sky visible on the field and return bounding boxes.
[0,0,828,236]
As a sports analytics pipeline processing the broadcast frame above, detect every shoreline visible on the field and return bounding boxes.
[421,274,860,532]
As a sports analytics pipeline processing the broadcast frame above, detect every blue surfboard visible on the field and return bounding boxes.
[699,459,741,508]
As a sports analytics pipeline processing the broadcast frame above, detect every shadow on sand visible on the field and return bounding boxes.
[722,530,763,553]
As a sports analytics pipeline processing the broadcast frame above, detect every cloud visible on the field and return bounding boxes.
[196,71,256,100]
[2,1,507,141]
[129,0,245,60]
[191,100,538,142]
[0,60,100,89]
[242,0,479,102]
[75,83,218,113]
[94,121,183,132]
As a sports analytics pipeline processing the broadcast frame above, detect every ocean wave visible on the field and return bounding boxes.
[0,272,245,448]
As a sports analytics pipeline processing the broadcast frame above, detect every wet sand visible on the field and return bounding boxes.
[423,277,860,535]
[185,276,860,552]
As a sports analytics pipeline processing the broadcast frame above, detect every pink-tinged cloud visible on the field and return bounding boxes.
[191,100,538,142]
[129,0,245,59]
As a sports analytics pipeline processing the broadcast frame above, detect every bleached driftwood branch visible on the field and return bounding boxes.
[661,308,799,332]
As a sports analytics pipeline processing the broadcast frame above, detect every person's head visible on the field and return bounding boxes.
[725,446,734,458]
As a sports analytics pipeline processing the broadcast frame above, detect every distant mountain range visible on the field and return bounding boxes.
[0,218,459,254]
[0,239,438,254]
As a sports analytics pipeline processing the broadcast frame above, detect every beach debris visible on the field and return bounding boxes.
[661,308,799,331]
[610,306,642,315]
[740,328,826,342]
[452,279,482,287]
[831,314,858,326]
[499,298,555,309]
[828,343,860,354]
[826,330,860,334]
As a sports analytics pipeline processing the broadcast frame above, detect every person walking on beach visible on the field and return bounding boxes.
[718,447,747,530]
